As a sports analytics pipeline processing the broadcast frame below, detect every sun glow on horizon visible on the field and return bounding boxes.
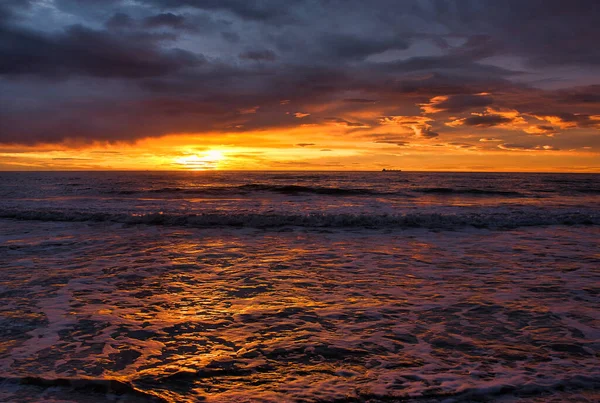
[0,125,598,172]
[173,150,225,170]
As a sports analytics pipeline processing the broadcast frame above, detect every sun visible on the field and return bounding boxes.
[174,150,225,170]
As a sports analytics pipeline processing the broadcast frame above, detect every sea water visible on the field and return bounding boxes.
[0,172,598,402]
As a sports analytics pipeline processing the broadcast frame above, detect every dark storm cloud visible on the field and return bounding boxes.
[0,0,34,22]
[0,24,200,78]
[239,50,277,61]
[554,85,600,105]
[221,31,240,43]
[447,35,500,60]
[387,73,508,97]
[106,11,227,34]
[536,125,556,132]
[0,95,246,144]
[0,0,599,144]
[525,125,558,136]
[379,55,518,78]
[323,118,368,128]
[105,13,135,29]
[344,99,377,104]
[320,34,409,61]
[415,126,439,139]
[139,0,295,22]
[421,94,494,114]
[455,115,513,128]
[427,0,600,67]
[532,113,600,129]
[500,0,600,67]
[143,13,187,29]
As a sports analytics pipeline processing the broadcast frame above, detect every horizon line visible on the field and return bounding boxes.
[0,169,598,174]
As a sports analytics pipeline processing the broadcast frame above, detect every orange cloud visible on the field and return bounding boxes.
[378,116,438,138]
[378,115,433,126]
[497,144,560,152]
[531,113,600,129]
[524,125,557,136]
[447,107,526,128]
[420,96,449,113]
[238,106,260,114]
[323,117,370,128]
[420,93,493,114]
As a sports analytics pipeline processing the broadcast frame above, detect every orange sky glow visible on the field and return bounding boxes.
[1,121,598,172]
[1,1,599,172]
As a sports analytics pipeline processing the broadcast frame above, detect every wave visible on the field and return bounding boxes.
[0,376,166,402]
[238,184,387,195]
[109,185,537,197]
[2,374,597,403]
[110,184,389,197]
[414,187,525,196]
[574,188,600,194]
[353,375,600,402]
[0,209,597,229]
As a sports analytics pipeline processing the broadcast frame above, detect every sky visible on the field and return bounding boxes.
[0,0,599,171]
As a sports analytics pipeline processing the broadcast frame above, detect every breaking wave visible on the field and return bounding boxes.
[0,208,597,229]
[0,376,165,402]
[237,184,388,195]
[1,374,598,403]
[109,184,391,197]
[414,187,525,196]
[108,185,536,197]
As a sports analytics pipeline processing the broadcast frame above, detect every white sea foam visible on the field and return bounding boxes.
[0,172,598,402]
[0,207,598,229]
[1,220,599,402]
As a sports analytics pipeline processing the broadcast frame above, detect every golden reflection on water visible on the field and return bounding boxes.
[0,222,599,402]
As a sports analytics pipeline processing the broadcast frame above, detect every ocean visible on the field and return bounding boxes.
[0,171,598,402]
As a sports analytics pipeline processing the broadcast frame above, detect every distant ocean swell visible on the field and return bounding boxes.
[1,209,597,229]
[413,187,525,196]
[106,184,528,197]
[108,184,390,196]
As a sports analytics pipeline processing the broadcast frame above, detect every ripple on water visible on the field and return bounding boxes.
[0,220,599,402]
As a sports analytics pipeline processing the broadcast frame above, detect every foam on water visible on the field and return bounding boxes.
[0,220,599,402]
[0,207,598,229]
[0,172,598,401]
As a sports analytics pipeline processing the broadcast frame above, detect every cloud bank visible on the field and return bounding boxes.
[0,0,598,154]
